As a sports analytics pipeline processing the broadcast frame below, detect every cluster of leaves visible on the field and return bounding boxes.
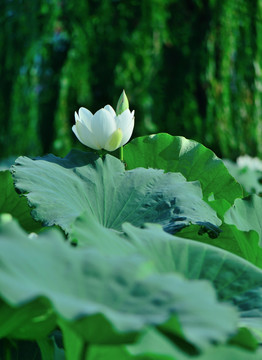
[1,133,262,359]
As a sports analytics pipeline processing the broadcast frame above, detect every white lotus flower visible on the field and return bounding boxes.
[72,104,135,152]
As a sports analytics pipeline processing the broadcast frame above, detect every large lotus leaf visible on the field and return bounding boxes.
[0,171,41,232]
[123,223,262,301]
[0,218,237,349]
[123,134,243,203]
[71,215,262,301]
[224,195,262,244]
[12,151,221,235]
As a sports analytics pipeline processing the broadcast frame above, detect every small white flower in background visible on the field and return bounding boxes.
[72,91,134,152]
[237,155,262,171]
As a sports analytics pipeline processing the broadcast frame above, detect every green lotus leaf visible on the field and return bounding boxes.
[123,222,262,300]
[0,217,237,349]
[12,150,221,235]
[71,214,262,353]
[124,134,243,203]
[71,214,262,301]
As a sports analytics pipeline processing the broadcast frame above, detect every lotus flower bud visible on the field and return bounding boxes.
[116,90,129,115]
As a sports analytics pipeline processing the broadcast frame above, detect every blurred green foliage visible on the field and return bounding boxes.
[1,0,262,158]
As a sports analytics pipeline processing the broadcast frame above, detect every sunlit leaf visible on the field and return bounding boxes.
[124,134,243,203]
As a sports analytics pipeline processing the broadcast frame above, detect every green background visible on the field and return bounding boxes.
[1,0,262,159]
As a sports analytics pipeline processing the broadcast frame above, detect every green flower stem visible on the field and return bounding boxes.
[120,146,124,162]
